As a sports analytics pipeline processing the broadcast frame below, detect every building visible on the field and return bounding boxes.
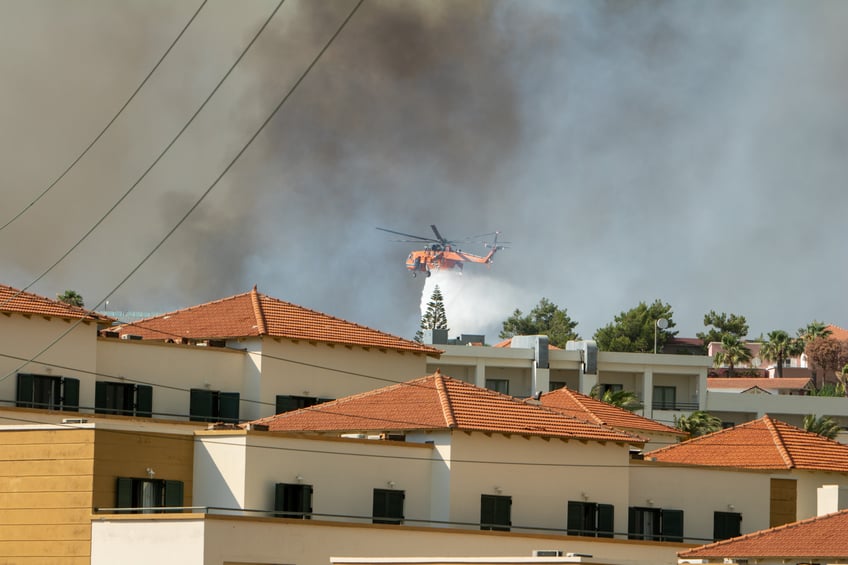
[89,373,693,565]
[678,506,848,564]
[1,284,440,423]
[633,415,848,543]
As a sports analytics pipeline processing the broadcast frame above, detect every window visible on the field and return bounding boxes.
[567,501,614,538]
[652,386,676,410]
[628,507,683,542]
[190,388,240,423]
[549,381,566,391]
[16,373,79,411]
[713,511,742,541]
[275,395,333,414]
[95,381,152,417]
[480,494,511,531]
[599,383,623,394]
[116,477,183,513]
[372,488,404,525]
[485,379,509,395]
[275,483,313,519]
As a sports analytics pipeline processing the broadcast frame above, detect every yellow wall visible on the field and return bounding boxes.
[0,428,94,565]
[0,425,196,565]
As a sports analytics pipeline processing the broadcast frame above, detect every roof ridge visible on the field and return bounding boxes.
[433,371,458,428]
[117,290,255,326]
[562,389,606,426]
[645,416,765,456]
[763,415,796,469]
[679,508,848,557]
[0,283,112,321]
[251,286,267,335]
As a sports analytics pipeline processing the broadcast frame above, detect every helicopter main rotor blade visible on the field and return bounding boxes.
[430,224,448,244]
[377,227,439,242]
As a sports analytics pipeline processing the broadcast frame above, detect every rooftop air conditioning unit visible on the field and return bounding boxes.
[532,550,563,557]
[120,334,142,340]
[61,418,89,424]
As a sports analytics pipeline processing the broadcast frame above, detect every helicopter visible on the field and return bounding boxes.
[377,224,506,277]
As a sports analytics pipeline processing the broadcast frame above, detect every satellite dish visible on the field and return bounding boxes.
[656,318,669,329]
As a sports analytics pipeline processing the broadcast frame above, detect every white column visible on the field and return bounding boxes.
[642,368,653,418]
[474,359,486,389]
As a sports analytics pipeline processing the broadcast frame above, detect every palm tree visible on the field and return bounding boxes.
[56,290,84,308]
[589,385,642,412]
[802,414,841,440]
[674,411,723,439]
[713,334,753,377]
[797,320,832,345]
[759,330,804,379]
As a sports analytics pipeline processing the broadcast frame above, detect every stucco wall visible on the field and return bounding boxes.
[258,339,429,407]
[90,515,690,565]
[96,339,246,419]
[0,313,98,408]
[447,432,632,535]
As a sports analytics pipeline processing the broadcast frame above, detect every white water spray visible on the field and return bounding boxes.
[419,270,524,344]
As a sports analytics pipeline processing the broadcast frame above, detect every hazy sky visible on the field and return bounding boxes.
[1,0,847,344]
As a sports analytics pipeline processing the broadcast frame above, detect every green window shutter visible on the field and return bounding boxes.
[190,389,213,422]
[481,495,511,532]
[164,480,184,512]
[95,381,108,414]
[61,377,79,411]
[713,511,741,541]
[597,503,614,538]
[567,501,586,536]
[219,392,240,423]
[480,495,496,530]
[116,477,134,511]
[661,509,684,542]
[135,385,153,417]
[628,507,640,540]
[303,484,314,517]
[16,373,34,407]
[276,395,299,414]
[386,490,404,522]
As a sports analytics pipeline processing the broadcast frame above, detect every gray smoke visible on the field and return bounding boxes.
[1,1,847,343]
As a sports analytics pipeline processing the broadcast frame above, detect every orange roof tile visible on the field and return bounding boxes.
[708,377,813,392]
[645,415,848,472]
[254,372,644,444]
[104,288,439,354]
[540,387,686,437]
[827,324,848,341]
[0,284,112,322]
[679,509,848,559]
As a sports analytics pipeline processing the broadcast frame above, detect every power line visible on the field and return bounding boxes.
[0,0,208,234]
[0,0,364,385]
[0,0,285,312]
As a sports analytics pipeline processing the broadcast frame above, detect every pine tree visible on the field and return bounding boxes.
[414,285,449,342]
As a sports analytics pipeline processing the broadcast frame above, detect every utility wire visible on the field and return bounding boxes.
[0,0,208,234]
[0,0,285,311]
[0,0,364,385]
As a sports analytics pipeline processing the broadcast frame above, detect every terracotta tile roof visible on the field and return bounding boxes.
[0,284,112,322]
[679,509,848,559]
[827,324,848,341]
[708,377,813,392]
[254,372,644,444]
[540,387,686,437]
[644,415,848,472]
[492,337,561,350]
[104,287,439,354]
